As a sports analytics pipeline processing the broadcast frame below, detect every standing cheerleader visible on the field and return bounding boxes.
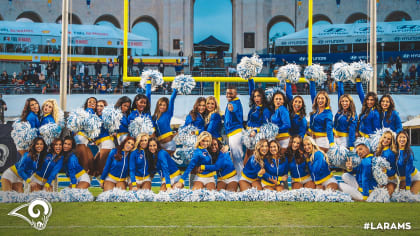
[100,136,135,191]
[303,136,338,190]
[285,81,307,138]
[270,91,291,152]
[358,92,381,138]
[62,136,90,189]
[375,130,398,196]
[175,132,216,190]
[355,141,378,200]
[146,137,181,191]
[30,138,64,192]
[75,97,96,173]
[152,88,178,154]
[40,99,59,126]
[260,140,288,191]
[396,131,420,194]
[205,96,222,140]
[183,97,206,134]
[200,138,238,191]
[238,139,267,191]
[1,137,47,192]
[334,90,357,150]
[128,93,152,123]
[114,96,132,144]
[309,80,334,151]
[378,95,402,134]
[129,134,151,191]
[16,98,41,155]
[286,135,315,189]
[94,100,116,176]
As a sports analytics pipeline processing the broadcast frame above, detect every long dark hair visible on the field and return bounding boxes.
[249,88,269,118]
[49,138,63,162]
[270,91,289,111]
[115,96,132,115]
[286,135,305,165]
[396,131,414,165]
[360,92,378,120]
[378,94,396,123]
[267,140,285,164]
[207,138,222,164]
[153,97,169,120]
[189,97,206,121]
[20,98,39,121]
[114,136,135,161]
[289,95,306,121]
[132,94,150,114]
[83,97,97,111]
[145,137,162,177]
[28,137,47,170]
[62,136,76,165]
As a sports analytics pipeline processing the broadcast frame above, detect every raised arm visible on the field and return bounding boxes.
[337,81,344,104]
[146,80,151,102]
[310,80,317,104]
[356,79,365,104]
[168,88,178,117]
[248,79,255,97]
[285,81,293,102]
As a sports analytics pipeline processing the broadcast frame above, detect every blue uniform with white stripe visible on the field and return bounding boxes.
[34,153,63,185]
[261,158,288,185]
[180,147,214,182]
[100,148,130,182]
[307,151,333,185]
[288,157,311,183]
[396,149,418,189]
[153,89,177,141]
[12,152,40,182]
[380,110,402,134]
[309,80,334,145]
[247,79,271,131]
[129,149,149,185]
[286,81,307,137]
[152,149,180,187]
[64,152,86,186]
[201,152,237,180]
[360,154,378,200]
[241,155,262,181]
[26,111,40,129]
[205,113,222,139]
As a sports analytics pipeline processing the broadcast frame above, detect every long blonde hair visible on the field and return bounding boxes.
[303,136,329,164]
[134,133,149,150]
[338,94,356,121]
[376,131,397,156]
[254,139,268,168]
[310,91,331,116]
[205,96,220,125]
[42,99,60,123]
[195,131,212,148]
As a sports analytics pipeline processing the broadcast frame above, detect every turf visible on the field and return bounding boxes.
[0,199,419,235]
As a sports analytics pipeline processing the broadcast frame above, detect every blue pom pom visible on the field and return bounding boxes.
[172,75,196,95]
[265,87,285,103]
[327,144,349,169]
[332,62,354,82]
[59,188,94,202]
[241,129,256,150]
[83,113,102,140]
[66,108,90,133]
[128,115,154,138]
[237,54,263,80]
[141,69,164,91]
[304,64,326,85]
[372,156,391,186]
[174,124,197,147]
[351,61,373,83]
[39,123,62,146]
[101,107,123,133]
[391,190,420,202]
[255,122,279,143]
[354,137,372,152]
[367,187,390,203]
[277,64,301,84]
[11,120,38,150]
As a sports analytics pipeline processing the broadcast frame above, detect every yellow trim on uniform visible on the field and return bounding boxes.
[314,173,333,185]
[75,169,86,179]
[117,132,128,139]
[333,129,349,137]
[383,147,389,151]
[311,131,327,137]
[356,78,361,83]
[108,174,127,182]
[247,127,260,132]
[132,182,137,187]
[400,169,419,181]
[146,81,152,84]
[276,132,290,138]
[45,183,50,188]
[358,187,373,193]
[227,128,242,137]
[292,175,311,183]
[359,131,370,138]
[10,165,20,178]
[363,196,368,200]
[135,175,150,181]
[388,175,396,180]
[217,137,223,142]
[166,184,172,188]
[76,131,89,139]
[157,131,174,141]
[231,97,239,101]
[161,169,181,183]
[406,186,411,190]
[179,178,185,184]
[218,170,237,180]
[197,171,216,178]
[95,136,114,145]
[241,172,257,182]
[200,165,205,171]
[262,179,276,187]
[34,173,47,183]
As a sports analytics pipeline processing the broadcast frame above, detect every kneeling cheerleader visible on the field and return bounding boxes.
[375,130,398,196]
[129,133,152,191]
[260,140,289,191]
[62,136,90,189]
[396,131,420,194]
[286,135,315,189]
[238,139,267,191]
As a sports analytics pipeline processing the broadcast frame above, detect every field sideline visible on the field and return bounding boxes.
[0,188,419,235]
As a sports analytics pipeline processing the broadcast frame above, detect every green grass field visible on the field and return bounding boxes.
[0,187,419,235]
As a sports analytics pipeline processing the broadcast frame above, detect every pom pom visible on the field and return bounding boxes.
[255,122,279,143]
[11,120,38,150]
[391,190,420,202]
[351,61,373,83]
[101,107,123,133]
[372,156,391,186]
[39,123,62,145]
[59,188,94,202]
[174,124,198,147]
[84,112,103,140]
[277,64,301,84]
[28,191,61,202]
[236,54,263,80]
[173,148,195,165]
[0,191,30,203]
[347,150,361,167]
[304,64,326,85]
[369,128,395,153]
[58,109,65,128]
[133,189,156,202]
[141,69,163,92]
[327,144,349,169]
[172,74,196,95]
[96,188,138,202]
[241,129,256,150]
[128,115,155,138]
[66,108,89,133]
[366,187,390,203]
[265,87,285,103]
[354,137,372,152]
[332,61,354,82]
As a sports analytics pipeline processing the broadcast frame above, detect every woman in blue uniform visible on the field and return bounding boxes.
[396,131,420,194]
[375,130,398,196]
[1,137,47,192]
[260,140,288,191]
[40,99,59,126]
[129,133,151,190]
[238,139,268,191]
[114,96,132,144]
[62,136,90,189]
[100,136,135,191]
[205,96,222,140]
[270,91,291,152]
[285,81,307,138]
[286,135,315,189]
[358,91,381,138]
[17,98,41,155]
[183,97,206,134]
[334,85,357,150]
[378,95,402,134]
[146,137,181,191]
[30,138,64,192]
[128,81,152,123]
[303,136,338,190]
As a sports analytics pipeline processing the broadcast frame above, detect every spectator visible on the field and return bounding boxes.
[136,83,144,94]
[395,56,402,73]
[95,59,102,76]
[158,60,165,75]
[51,59,58,77]
[384,63,394,86]
[269,59,276,76]
[378,80,387,94]
[174,59,182,75]
[394,83,400,93]
[106,84,113,94]
[409,64,416,82]
[114,82,123,94]
[104,73,111,86]
[79,62,85,79]
[0,94,7,124]
[200,51,206,65]
[137,59,145,74]
[280,58,288,66]
[128,56,134,75]
[117,54,124,75]
[0,71,8,84]
[189,54,195,71]
[399,81,410,94]
[227,64,236,77]
[107,58,115,76]
[97,77,107,94]
[84,64,89,79]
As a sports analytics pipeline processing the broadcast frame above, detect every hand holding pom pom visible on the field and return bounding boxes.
[172,74,196,95]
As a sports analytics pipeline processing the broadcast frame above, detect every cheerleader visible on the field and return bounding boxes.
[286,135,315,189]
[114,96,132,144]
[334,83,357,150]
[339,143,365,201]
[205,96,222,140]
[375,130,398,196]
[396,131,420,194]
[128,93,152,123]
[355,141,378,200]
[100,136,135,191]
[30,138,64,192]
[93,100,116,177]
[152,88,178,154]
[17,98,41,155]
[378,95,402,134]
[40,99,59,126]
[303,136,338,190]
[129,133,151,190]
[270,91,291,152]
[1,137,47,192]
[200,138,238,191]
[146,137,181,191]
[260,140,288,191]
[62,136,90,189]
[358,92,381,138]
[75,97,96,173]
[238,139,267,191]
[285,81,307,138]
[183,97,206,134]
[174,132,216,190]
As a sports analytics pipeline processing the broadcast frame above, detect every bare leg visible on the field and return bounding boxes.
[316,184,325,190]
[386,182,396,196]
[1,178,12,191]
[251,181,263,190]
[205,182,216,191]
[192,181,204,190]
[12,183,24,193]
[115,181,127,190]
[275,185,285,192]
[292,182,303,190]
[263,185,274,191]
[141,181,152,190]
[217,181,227,191]
[226,182,239,192]
[30,182,43,192]
[160,183,167,191]
[94,149,111,177]
[304,181,316,189]
[411,180,420,194]
[326,183,338,191]
[239,180,252,192]
[77,181,90,189]
[399,181,406,190]
[103,181,116,191]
